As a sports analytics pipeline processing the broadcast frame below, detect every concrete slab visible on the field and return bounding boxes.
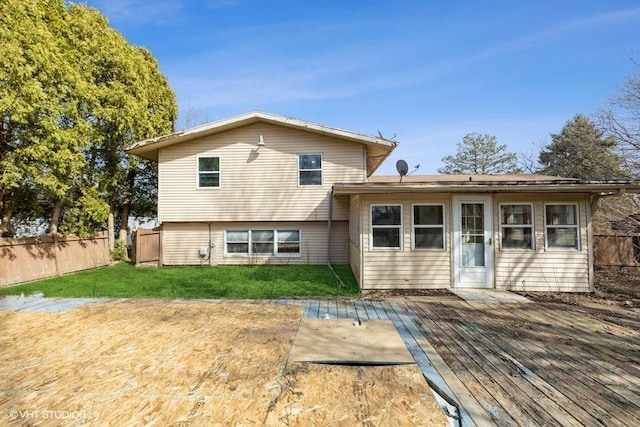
[290,318,415,365]
[0,294,110,312]
[450,288,532,303]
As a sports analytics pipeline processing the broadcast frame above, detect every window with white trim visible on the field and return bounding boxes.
[545,204,579,249]
[413,204,445,249]
[225,230,301,256]
[500,204,534,249]
[299,154,322,185]
[197,156,220,188]
[371,205,402,249]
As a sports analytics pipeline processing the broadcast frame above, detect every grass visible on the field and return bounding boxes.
[0,262,361,299]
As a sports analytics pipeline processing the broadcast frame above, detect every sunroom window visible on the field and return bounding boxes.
[501,204,534,249]
[545,204,579,249]
[413,204,445,249]
[371,205,402,249]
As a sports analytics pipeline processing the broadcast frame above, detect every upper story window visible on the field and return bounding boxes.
[413,204,445,249]
[500,204,534,249]
[371,205,402,249]
[299,154,322,186]
[197,156,220,188]
[545,204,579,249]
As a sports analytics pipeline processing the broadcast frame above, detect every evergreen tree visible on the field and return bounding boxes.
[438,133,520,174]
[538,114,626,180]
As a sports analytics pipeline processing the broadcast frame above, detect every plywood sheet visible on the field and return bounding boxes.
[265,363,449,426]
[290,318,415,364]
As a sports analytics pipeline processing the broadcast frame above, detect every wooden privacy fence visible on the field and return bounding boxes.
[132,226,162,266]
[0,232,111,288]
[593,233,640,267]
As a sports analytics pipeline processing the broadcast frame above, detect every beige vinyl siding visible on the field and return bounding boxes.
[494,194,590,292]
[158,123,364,223]
[360,194,452,289]
[162,221,348,266]
[162,222,211,265]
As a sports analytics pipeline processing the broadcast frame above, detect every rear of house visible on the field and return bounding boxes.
[126,111,396,267]
[127,112,640,292]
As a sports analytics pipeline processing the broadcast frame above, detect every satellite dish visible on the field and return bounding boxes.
[396,160,409,176]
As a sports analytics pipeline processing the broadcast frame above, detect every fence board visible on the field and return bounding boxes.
[0,232,111,287]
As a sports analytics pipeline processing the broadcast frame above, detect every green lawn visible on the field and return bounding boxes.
[0,263,360,299]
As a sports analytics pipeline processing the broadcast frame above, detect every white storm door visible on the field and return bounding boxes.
[453,195,494,288]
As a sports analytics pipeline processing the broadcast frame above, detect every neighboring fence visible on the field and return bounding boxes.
[132,227,162,266]
[0,232,111,288]
[593,233,640,267]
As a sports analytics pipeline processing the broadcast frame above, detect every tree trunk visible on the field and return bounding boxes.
[108,212,115,251]
[48,198,62,234]
[0,205,12,237]
[119,202,130,244]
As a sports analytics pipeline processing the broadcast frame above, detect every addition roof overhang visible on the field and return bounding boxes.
[332,174,640,195]
[125,111,397,176]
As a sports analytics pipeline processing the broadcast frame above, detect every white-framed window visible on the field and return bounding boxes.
[197,156,220,188]
[371,204,402,249]
[412,204,445,250]
[276,230,301,254]
[545,204,579,250]
[500,204,534,250]
[224,230,301,256]
[299,153,322,186]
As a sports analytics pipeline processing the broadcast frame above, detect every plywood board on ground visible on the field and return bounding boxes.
[266,363,449,426]
[0,299,445,425]
[290,318,415,364]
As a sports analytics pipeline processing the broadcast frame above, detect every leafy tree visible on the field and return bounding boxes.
[438,133,521,174]
[66,4,177,243]
[538,114,627,180]
[0,0,90,235]
[0,1,176,239]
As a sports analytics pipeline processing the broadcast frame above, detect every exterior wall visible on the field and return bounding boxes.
[158,122,364,223]
[493,194,591,292]
[162,221,348,266]
[359,194,452,290]
[355,192,591,292]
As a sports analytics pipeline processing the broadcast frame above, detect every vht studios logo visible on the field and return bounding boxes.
[8,409,88,421]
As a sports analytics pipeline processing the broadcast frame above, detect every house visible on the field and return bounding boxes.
[126,111,640,292]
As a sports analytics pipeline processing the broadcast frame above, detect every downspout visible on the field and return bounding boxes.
[326,187,347,288]
[327,188,333,265]
[208,222,214,266]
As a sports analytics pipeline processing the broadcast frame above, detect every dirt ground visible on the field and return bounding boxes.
[0,300,446,426]
[522,267,640,308]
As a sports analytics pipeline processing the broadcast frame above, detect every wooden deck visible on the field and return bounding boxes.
[3,295,638,426]
[281,297,640,427]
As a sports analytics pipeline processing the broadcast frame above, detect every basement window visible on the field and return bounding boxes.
[225,230,301,256]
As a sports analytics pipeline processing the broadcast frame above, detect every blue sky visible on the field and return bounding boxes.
[84,0,640,175]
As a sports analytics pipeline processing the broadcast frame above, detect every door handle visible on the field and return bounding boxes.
[488,238,492,246]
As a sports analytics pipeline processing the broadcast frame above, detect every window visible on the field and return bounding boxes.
[197,156,220,188]
[413,204,445,249]
[371,205,402,249]
[500,204,534,249]
[226,231,249,253]
[225,230,300,256]
[277,230,301,254]
[299,154,322,185]
[251,230,274,254]
[545,204,579,249]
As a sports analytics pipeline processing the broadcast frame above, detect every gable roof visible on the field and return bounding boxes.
[334,174,640,195]
[125,111,397,176]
